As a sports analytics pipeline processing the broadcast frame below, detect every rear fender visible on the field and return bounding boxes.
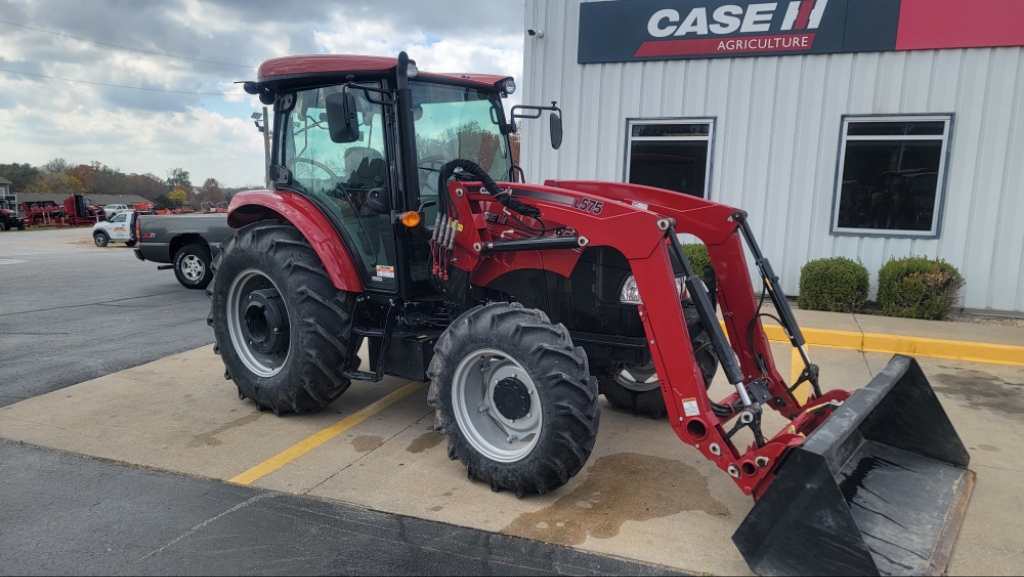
[228,190,363,293]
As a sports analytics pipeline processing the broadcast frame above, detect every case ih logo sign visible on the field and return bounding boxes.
[578,0,1024,63]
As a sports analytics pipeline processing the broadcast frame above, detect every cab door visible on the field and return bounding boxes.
[108,213,130,240]
[282,84,399,292]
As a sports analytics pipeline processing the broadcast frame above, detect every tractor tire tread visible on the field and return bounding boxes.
[209,220,355,415]
[429,302,599,496]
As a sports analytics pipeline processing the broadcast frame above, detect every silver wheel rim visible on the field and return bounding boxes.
[452,348,543,463]
[614,361,660,392]
[226,269,290,377]
[181,254,205,281]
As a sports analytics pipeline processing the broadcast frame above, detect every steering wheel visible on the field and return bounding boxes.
[417,155,450,194]
[292,157,342,188]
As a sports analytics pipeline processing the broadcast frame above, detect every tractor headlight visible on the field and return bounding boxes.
[618,274,685,305]
[502,78,516,95]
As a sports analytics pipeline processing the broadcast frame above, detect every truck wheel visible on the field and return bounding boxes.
[598,301,719,418]
[427,302,600,496]
[93,231,109,247]
[17,222,25,231]
[0,222,6,231]
[126,240,137,247]
[208,220,356,414]
[174,244,212,289]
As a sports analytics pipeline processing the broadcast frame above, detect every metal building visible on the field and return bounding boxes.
[520,0,1024,314]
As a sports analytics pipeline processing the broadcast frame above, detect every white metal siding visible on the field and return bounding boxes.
[522,0,1024,313]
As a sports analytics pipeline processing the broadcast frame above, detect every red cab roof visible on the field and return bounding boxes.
[257,54,511,89]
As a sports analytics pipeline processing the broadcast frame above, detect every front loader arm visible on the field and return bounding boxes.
[443,180,836,496]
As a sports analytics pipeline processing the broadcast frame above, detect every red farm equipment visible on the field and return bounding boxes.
[21,199,64,225]
[208,53,974,576]
[20,195,105,226]
[62,194,106,226]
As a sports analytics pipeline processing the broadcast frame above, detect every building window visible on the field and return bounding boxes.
[832,115,952,237]
[626,120,714,198]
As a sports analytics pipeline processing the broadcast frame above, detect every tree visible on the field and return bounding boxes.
[168,187,188,207]
[129,173,167,200]
[39,158,71,176]
[200,178,223,203]
[0,163,42,191]
[154,193,174,210]
[166,167,191,190]
[40,173,85,195]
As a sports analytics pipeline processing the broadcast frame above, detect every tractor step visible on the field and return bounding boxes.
[733,356,974,576]
[353,326,386,338]
[342,369,379,382]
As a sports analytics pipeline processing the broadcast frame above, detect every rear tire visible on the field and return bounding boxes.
[427,302,600,496]
[209,220,356,415]
[598,300,719,418]
[126,240,137,247]
[174,243,213,290]
[93,232,109,247]
[17,222,25,231]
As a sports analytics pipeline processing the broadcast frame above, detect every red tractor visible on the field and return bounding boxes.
[210,53,973,575]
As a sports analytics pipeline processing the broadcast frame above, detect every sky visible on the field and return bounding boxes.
[0,0,525,187]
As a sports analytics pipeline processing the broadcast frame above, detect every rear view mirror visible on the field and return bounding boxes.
[549,112,563,150]
[326,91,359,143]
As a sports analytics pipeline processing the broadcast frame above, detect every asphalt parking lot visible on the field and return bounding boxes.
[2,228,1023,575]
[0,228,214,407]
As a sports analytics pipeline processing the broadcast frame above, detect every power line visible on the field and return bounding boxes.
[0,68,240,96]
[0,19,253,69]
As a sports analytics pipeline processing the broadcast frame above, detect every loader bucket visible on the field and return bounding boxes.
[733,355,975,576]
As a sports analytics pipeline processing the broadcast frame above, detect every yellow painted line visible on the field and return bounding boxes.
[229,381,426,485]
[790,346,811,404]
[726,321,1024,367]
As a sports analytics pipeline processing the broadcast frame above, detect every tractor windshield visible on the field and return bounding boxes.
[411,81,512,221]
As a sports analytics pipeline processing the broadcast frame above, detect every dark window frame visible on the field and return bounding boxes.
[830,114,954,239]
[623,117,717,199]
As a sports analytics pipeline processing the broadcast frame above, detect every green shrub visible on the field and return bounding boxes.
[797,257,870,312]
[682,243,711,273]
[877,256,964,320]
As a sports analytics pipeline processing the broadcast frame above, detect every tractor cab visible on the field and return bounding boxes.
[244,53,558,300]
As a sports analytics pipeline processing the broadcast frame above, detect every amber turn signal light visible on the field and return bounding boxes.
[400,211,421,227]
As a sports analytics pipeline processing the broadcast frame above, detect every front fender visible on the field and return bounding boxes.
[228,190,363,293]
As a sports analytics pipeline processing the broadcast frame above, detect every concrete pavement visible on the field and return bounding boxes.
[1,340,1020,574]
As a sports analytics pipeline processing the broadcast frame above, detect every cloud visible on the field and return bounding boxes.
[0,0,525,186]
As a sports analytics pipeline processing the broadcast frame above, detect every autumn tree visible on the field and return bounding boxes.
[168,187,188,207]
[39,173,86,195]
[200,178,223,203]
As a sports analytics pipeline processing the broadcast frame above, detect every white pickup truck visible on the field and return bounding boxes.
[92,211,137,247]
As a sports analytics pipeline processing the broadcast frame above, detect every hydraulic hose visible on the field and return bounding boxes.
[437,159,540,219]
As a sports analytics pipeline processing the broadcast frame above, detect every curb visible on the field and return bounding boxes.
[757,324,1024,367]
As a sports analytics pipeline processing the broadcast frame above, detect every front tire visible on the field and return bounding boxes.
[94,232,109,247]
[174,243,212,290]
[209,220,356,414]
[126,240,137,247]
[427,302,600,496]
